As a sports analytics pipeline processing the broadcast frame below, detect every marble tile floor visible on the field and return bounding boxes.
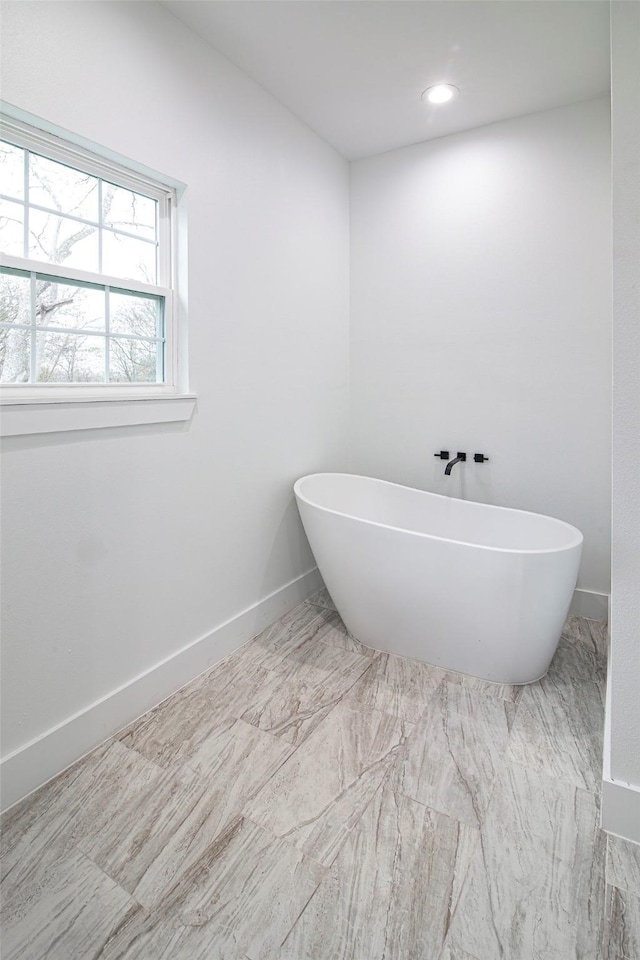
[1,592,638,960]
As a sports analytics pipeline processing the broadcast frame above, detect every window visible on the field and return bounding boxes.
[0,116,180,401]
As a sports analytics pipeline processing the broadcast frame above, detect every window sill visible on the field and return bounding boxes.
[0,394,197,437]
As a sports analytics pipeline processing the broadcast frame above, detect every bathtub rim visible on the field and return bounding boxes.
[294,472,584,556]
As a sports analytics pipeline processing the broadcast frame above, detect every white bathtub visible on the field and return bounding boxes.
[294,473,583,684]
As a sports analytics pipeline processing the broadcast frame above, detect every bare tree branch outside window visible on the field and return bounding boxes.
[1,134,165,386]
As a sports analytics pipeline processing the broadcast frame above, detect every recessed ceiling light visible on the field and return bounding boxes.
[422,84,459,105]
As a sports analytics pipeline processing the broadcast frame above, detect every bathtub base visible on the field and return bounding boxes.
[334,594,564,686]
[295,474,583,687]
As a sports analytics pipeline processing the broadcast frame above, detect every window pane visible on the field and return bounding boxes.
[29,152,98,221]
[102,230,156,284]
[29,208,99,271]
[109,290,160,338]
[36,331,104,382]
[0,326,30,383]
[103,183,156,240]
[109,337,158,383]
[0,197,24,256]
[35,276,105,331]
[0,141,25,200]
[0,269,31,325]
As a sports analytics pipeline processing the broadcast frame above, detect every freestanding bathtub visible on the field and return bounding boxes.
[294,473,583,684]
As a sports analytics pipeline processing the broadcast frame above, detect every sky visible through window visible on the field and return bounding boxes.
[0,139,164,385]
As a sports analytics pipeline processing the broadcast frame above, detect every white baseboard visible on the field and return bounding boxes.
[600,644,640,844]
[601,776,640,845]
[0,567,323,813]
[570,588,609,621]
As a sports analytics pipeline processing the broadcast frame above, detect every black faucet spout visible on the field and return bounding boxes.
[444,452,467,475]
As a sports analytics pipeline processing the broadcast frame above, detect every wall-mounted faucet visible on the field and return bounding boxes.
[444,452,467,475]
[434,450,489,474]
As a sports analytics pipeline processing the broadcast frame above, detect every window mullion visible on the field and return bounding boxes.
[0,319,162,343]
[0,255,170,299]
[23,149,29,259]
[157,298,164,383]
[1,115,179,393]
[98,178,103,274]
[29,271,37,384]
[157,194,170,287]
[105,285,110,383]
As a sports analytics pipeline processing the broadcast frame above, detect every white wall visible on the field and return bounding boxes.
[0,3,617,814]
[0,1,349,797]
[603,0,640,839]
[349,99,611,595]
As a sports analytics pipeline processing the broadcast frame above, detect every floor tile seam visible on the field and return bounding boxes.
[562,637,609,663]
[600,882,635,960]
[340,691,422,730]
[235,667,379,751]
[346,671,455,727]
[437,883,482,960]
[61,839,143,912]
[512,698,604,740]
[255,853,330,960]
[343,697,422,728]
[241,812,333,875]
[112,719,304,834]
[385,783,484,835]
[308,772,394,869]
[264,640,373,686]
[508,705,606,770]
[384,681,450,729]
[607,834,640,853]
[114,738,172,778]
[181,738,300,798]
[436,675,524,716]
[306,618,526,706]
[352,652,524,706]
[315,641,377,684]
[303,599,336,613]
[604,866,640,899]
[546,671,608,697]
[245,757,402,875]
[341,640,526,702]
[245,696,350,745]
[437,942,482,960]
[434,812,483,960]
[563,620,608,635]
[604,881,640,928]
[118,815,253,925]
[466,753,509,829]
[1,740,120,833]
[511,677,606,726]
[439,670,524,705]
[174,717,303,795]
[501,687,530,776]
[244,627,370,678]
[315,630,380,663]
[497,755,604,805]
[388,749,499,832]
[302,657,381,717]
[507,681,526,726]
[115,642,264,733]
[276,610,345,647]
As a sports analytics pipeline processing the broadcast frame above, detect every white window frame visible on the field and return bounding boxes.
[0,114,194,433]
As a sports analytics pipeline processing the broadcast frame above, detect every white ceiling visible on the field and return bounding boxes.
[162,1,611,160]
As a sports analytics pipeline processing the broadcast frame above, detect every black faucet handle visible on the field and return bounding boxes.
[434,450,450,459]
[474,453,489,463]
